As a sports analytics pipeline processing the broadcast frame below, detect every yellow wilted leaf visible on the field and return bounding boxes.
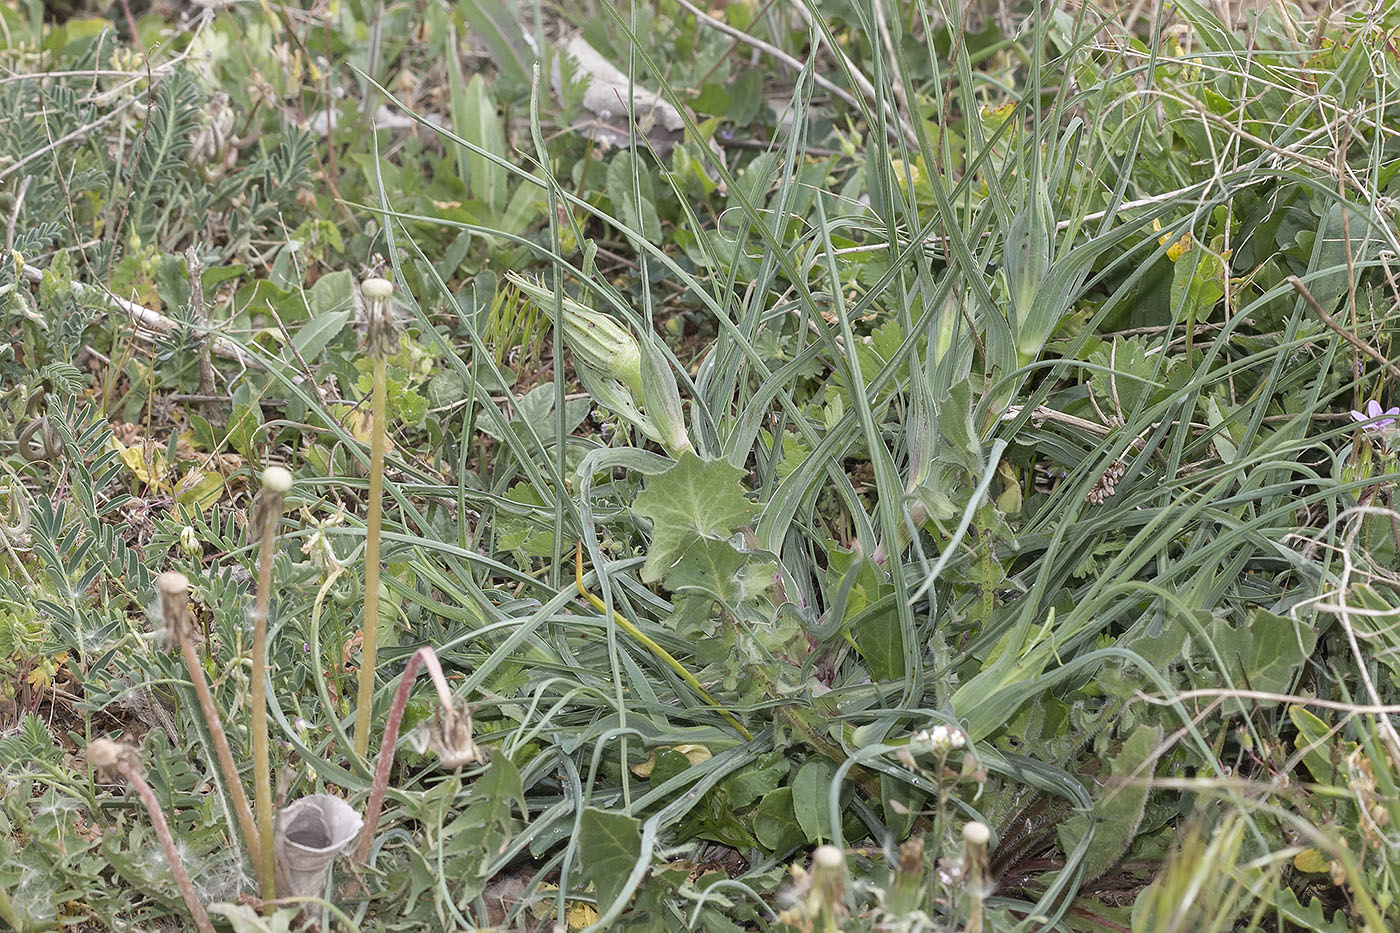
[529,883,599,929]
[175,467,225,512]
[110,436,168,488]
[566,902,599,930]
[1293,848,1329,873]
[631,744,712,777]
[338,406,395,452]
[889,158,921,189]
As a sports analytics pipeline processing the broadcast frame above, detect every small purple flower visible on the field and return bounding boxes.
[1350,399,1400,432]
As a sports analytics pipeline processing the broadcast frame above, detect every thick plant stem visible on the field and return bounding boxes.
[181,635,261,858]
[355,646,456,864]
[128,764,217,933]
[354,353,388,759]
[89,740,215,933]
[156,572,260,863]
[251,468,290,900]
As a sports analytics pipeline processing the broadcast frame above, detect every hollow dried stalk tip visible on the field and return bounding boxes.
[155,571,191,640]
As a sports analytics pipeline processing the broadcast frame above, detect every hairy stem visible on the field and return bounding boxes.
[181,626,261,860]
[354,353,388,758]
[354,647,436,864]
[91,741,215,933]
[251,472,290,900]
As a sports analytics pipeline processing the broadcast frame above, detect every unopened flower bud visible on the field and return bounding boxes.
[179,525,201,557]
[507,273,643,394]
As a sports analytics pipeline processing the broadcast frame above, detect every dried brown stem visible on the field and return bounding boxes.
[156,572,261,863]
[1287,275,1400,380]
[89,740,215,933]
[355,648,427,864]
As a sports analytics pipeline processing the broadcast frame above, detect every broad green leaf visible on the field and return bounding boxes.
[1206,608,1316,695]
[577,807,642,914]
[792,759,836,843]
[632,452,753,583]
[727,69,762,126]
[853,605,902,681]
[666,538,774,622]
[753,787,803,852]
[722,751,789,809]
[1289,705,1353,788]
[208,904,300,933]
[1057,723,1162,880]
[606,152,662,245]
[454,73,507,215]
[692,82,729,115]
[1168,241,1225,337]
[1088,337,1159,417]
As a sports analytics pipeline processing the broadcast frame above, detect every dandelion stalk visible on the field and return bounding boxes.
[354,645,465,864]
[88,739,216,933]
[810,845,847,933]
[962,821,991,933]
[155,571,260,865]
[252,465,292,899]
[354,276,397,759]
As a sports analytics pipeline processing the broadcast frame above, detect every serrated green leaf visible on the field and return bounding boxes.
[632,452,753,583]
[577,807,642,914]
[666,537,774,622]
[1207,608,1316,695]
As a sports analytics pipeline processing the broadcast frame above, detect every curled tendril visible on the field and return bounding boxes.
[17,416,62,463]
[16,389,61,464]
[0,468,32,548]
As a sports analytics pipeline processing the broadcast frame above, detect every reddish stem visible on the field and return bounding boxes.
[354,647,430,864]
[122,764,216,933]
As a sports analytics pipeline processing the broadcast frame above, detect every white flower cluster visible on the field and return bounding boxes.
[913,723,967,755]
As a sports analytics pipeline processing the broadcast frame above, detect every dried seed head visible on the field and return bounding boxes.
[812,845,843,871]
[1085,459,1127,505]
[155,571,192,643]
[360,277,394,301]
[962,821,990,847]
[808,844,847,923]
[88,738,142,778]
[360,277,400,358]
[261,466,293,495]
[256,466,293,538]
[428,702,486,769]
